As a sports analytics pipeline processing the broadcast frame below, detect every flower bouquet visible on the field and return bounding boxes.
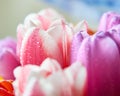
[0,8,120,96]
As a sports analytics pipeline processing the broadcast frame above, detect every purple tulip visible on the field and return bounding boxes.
[98,11,120,32]
[71,28,120,96]
[71,11,120,95]
[0,37,20,80]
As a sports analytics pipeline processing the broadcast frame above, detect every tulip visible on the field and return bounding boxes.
[98,11,120,32]
[17,8,73,68]
[71,11,120,96]
[13,58,86,96]
[0,77,14,96]
[71,26,120,96]
[0,37,20,80]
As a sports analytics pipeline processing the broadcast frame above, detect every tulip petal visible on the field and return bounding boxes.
[109,25,120,49]
[98,12,120,32]
[0,79,14,96]
[74,20,88,33]
[0,48,20,80]
[17,15,50,58]
[0,37,16,54]
[0,87,14,96]
[64,62,87,96]
[24,13,41,29]
[71,31,83,64]
[17,24,25,58]
[37,15,50,30]
[23,78,45,96]
[13,64,39,95]
[0,80,13,93]
[48,19,73,67]
[38,8,63,21]
[73,65,87,96]
[40,58,61,73]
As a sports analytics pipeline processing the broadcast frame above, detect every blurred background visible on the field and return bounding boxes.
[0,0,120,38]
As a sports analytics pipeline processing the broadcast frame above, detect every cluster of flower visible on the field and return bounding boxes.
[0,8,120,96]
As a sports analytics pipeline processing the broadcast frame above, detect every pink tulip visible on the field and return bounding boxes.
[0,37,20,80]
[98,11,120,32]
[17,9,73,68]
[13,58,86,96]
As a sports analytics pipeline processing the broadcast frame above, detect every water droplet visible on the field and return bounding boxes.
[37,42,39,44]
